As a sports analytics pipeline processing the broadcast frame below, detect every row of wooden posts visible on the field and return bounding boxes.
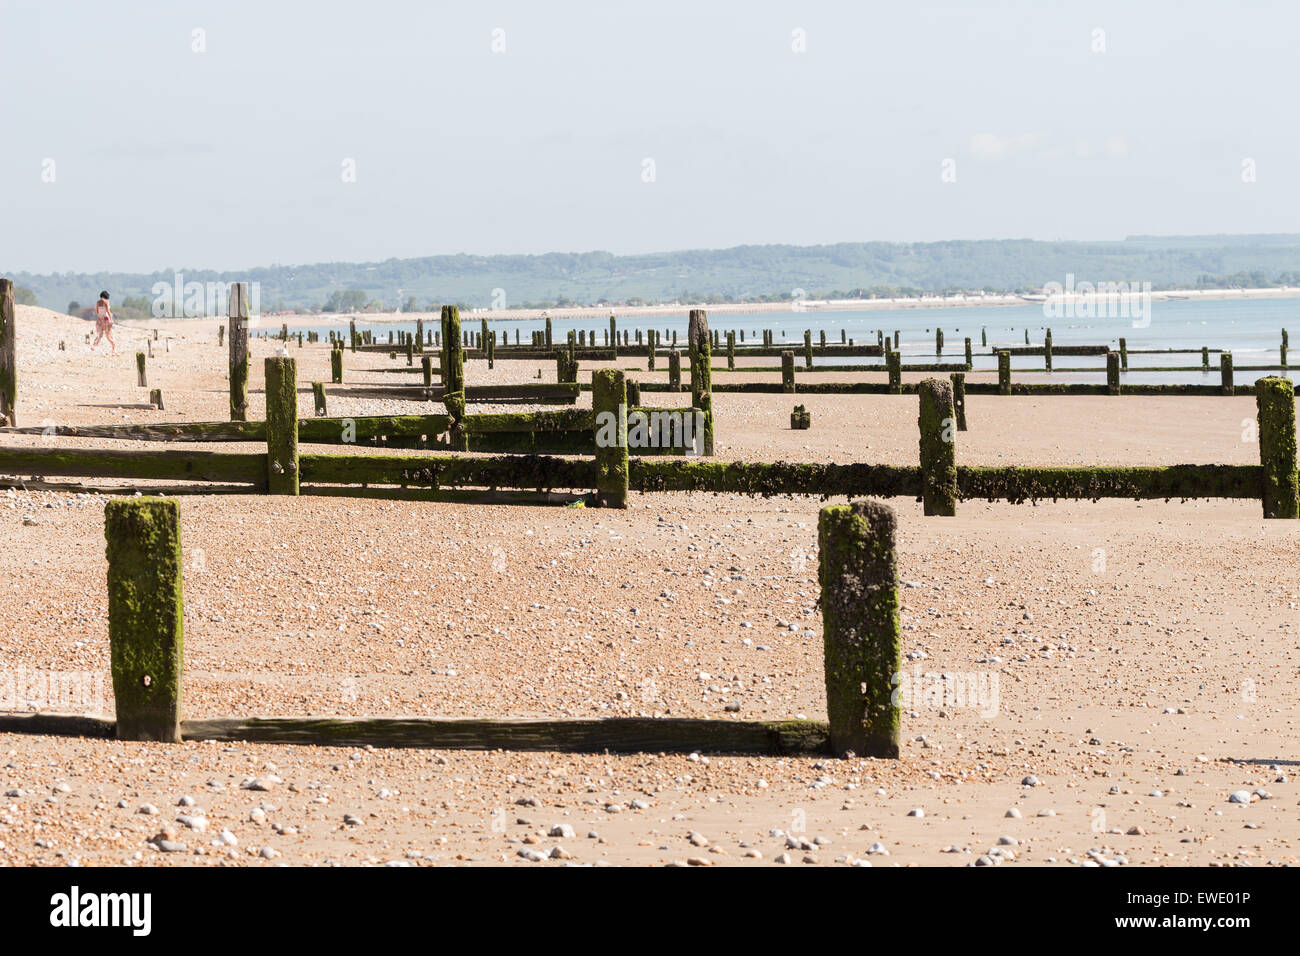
[100,492,899,757]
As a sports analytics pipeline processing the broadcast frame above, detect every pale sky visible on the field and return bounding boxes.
[1,0,1295,274]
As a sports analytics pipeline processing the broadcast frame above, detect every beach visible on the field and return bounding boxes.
[0,305,1296,866]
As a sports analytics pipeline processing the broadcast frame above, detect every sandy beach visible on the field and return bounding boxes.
[0,305,1295,867]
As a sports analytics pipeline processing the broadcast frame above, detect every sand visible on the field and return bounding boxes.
[0,305,1295,866]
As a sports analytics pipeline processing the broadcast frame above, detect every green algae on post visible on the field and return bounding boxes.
[1220,352,1234,396]
[1256,376,1298,519]
[817,500,901,759]
[105,497,184,743]
[781,350,796,393]
[918,377,957,516]
[592,368,628,508]
[330,347,343,384]
[264,357,299,495]
[312,381,327,417]
[949,372,967,431]
[689,309,715,456]
[1107,351,1121,395]
[997,350,1011,395]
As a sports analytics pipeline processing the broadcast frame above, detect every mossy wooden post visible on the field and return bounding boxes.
[887,349,901,394]
[964,337,972,369]
[688,308,714,455]
[544,316,552,348]
[781,350,796,393]
[1118,336,1128,370]
[647,329,656,371]
[218,324,225,347]
[264,357,299,495]
[1282,329,1289,368]
[820,330,827,348]
[149,388,164,410]
[842,329,847,344]
[312,381,327,416]
[918,378,957,516]
[997,350,1011,395]
[487,329,495,369]
[609,314,617,351]
[1220,352,1234,396]
[227,283,250,421]
[415,317,424,353]
[981,327,987,347]
[668,347,682,391]
[627,378,641,406]
[935,327,944,355]
[1256,376,1298,519]
[592,369,628,509]
[441,305,467,449]
[1106,351,1121,395]
[1044,328,1053,371]
[804,329,813,368]
[727,330,735,370]
[817,500,901,759]
[406,340,414,366]
[421,355,433,388]
[1024,329,1029,345]
[949,371,967,431]
[330,346,343,384]
[1201,346,1210,370]
[105,497,184,743]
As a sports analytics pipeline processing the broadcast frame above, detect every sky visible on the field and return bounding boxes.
[1,0,1296,274]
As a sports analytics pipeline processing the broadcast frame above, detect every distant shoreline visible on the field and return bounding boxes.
[119,285,1300,333]
[279,286,1300,327]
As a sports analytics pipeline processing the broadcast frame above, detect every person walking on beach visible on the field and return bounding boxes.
[91,290,116,353]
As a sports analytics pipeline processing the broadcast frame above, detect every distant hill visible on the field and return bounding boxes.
[12,235,1300,314]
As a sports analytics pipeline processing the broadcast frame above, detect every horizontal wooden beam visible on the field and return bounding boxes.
[181,716,831,754]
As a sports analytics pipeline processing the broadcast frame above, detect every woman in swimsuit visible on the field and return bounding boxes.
[92,290,116,354]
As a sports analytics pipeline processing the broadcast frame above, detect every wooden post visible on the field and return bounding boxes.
[544,316,552,348]
[609,314,617,351]
[0,280,17,426]
[1044,328,1052,371]
[887,349,901,394]
[592,369,628,508]
[981,327,987,347]
[781,349,796,393]
[688,309,714,455]
[949,372,967,431]
[421,355,433,388]
[487,329,495,369]
[627,378,641,406]
[918,378,957,516]
[935,328,944,355]
[964,337,972,369]
[668,347,682,391]
[1106,351,1121,395]
[1220,352,1234,396]
[312,381,327,416]
[790,403,811,429]
[218,325,225,347]
[136,351,147,387]
[647,329,656,371]
[228,283,250,421]
[415,318,424,353]
[264,357,299,495]
[149,388,164,410]
[997,350,1011,395]
[349,319,357,352]
[1256,376,1298,519]
[1118,337,1128,370]
[330,347,343,384]
[727,330,735,370]
[105,497,184,742]
[441,305,467,449]
[804,329,813,368]
[817,500,901,758]
[1282,329,1289,368]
